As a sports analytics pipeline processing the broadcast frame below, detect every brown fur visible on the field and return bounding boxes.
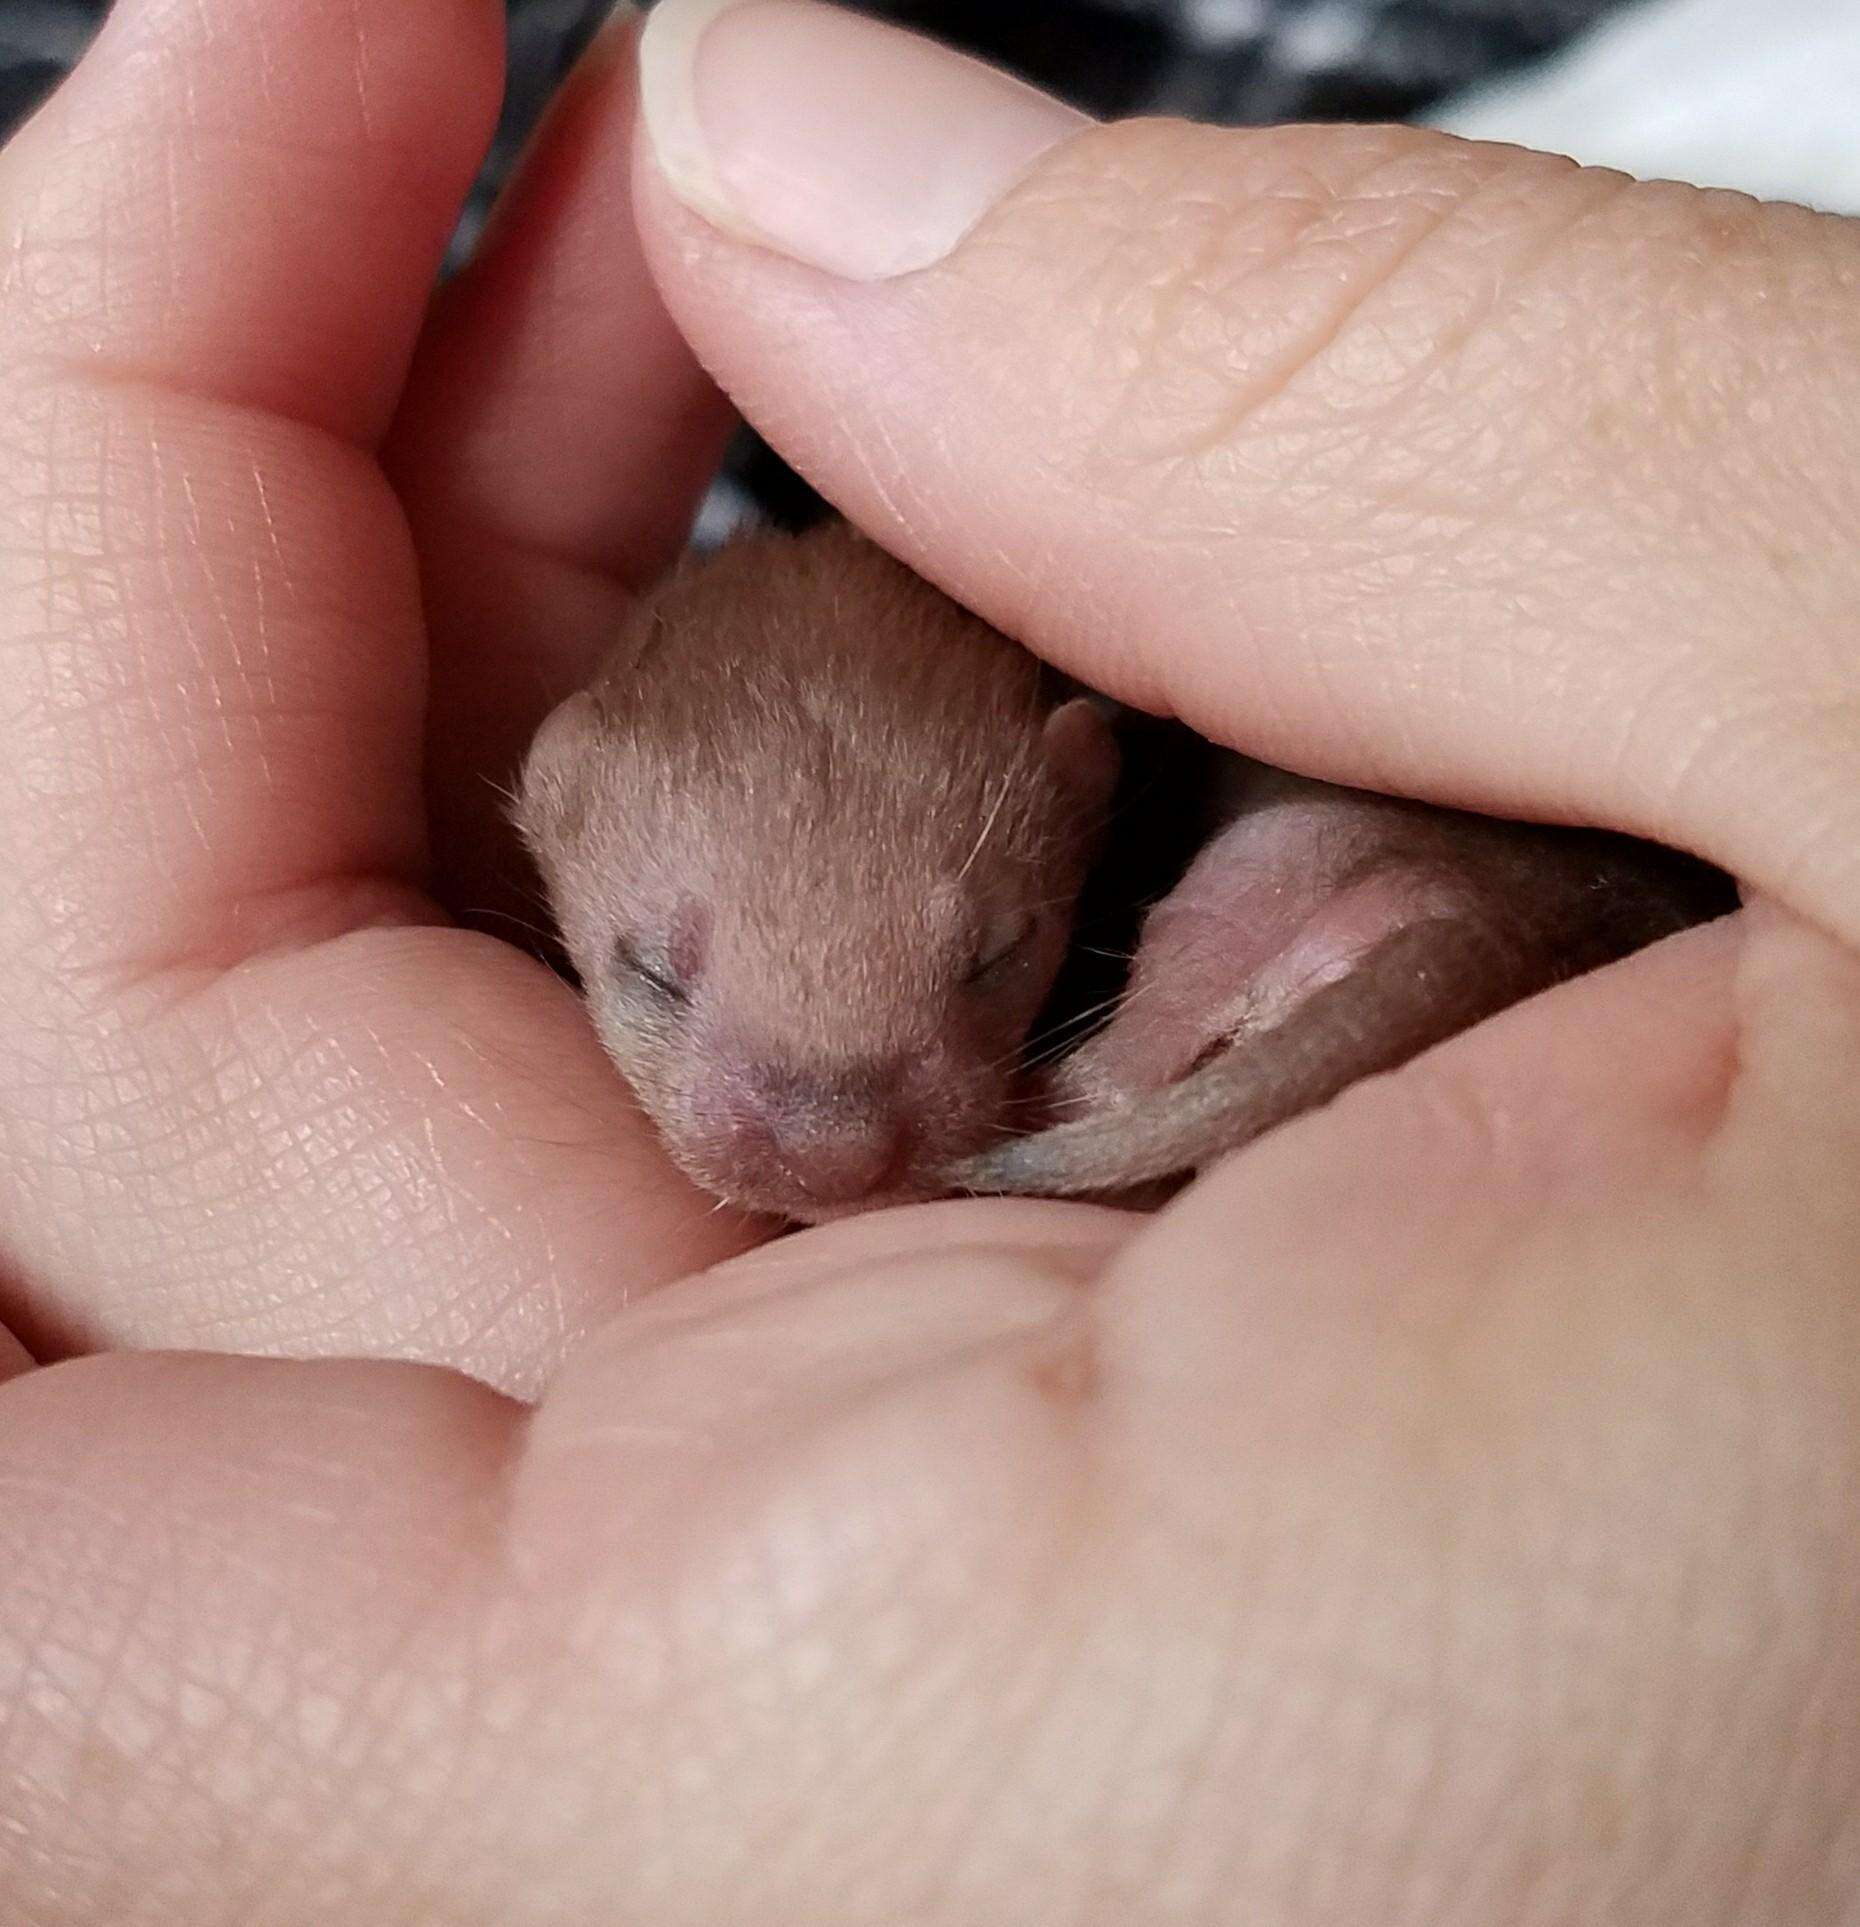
[516,522,1115,1220]
[946,778,1732,1198]
[520,522,1729,1218]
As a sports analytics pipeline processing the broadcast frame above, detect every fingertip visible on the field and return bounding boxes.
[638,0,1088,281]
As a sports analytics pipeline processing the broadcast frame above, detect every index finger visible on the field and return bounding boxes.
[0,0,767,1389]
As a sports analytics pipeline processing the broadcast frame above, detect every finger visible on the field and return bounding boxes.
[0,0,505,982]
[1122,915,1747,1358]
[392,6,729,605]
[0,0,505,444]
[516,1196,1125,1575]
[0,0,759,1383]
[386,6,736,920]
[0,1352,533,1915]
[6,913,1860,1916]
[632,0,1860,949]
[0,1222,1096,1918]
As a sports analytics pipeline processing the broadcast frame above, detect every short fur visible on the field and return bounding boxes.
[516,522,1115,1220]
[946,785,1732,1198]
[520,522,1729,1219]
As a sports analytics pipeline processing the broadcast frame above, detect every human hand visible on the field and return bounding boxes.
[0,0,767,1392]
[3,1,1857,1920]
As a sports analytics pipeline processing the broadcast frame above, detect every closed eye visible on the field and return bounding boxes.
[615,936,689,1006]
[965,914,1035,988]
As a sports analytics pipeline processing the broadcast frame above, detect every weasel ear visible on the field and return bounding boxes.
[514,690,601,852]
[1042,698,1121,827]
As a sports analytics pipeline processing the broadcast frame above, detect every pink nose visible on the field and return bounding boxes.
[771,1119,906,1206]
[703,1059,912,1208]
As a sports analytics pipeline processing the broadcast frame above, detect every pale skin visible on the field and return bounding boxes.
[0,0,1856,1921]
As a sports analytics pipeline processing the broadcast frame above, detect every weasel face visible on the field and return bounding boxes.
[578,866,1076,1221]
[513,527,1120,1221]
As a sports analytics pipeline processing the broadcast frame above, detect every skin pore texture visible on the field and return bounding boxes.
[523,522,1730,1217]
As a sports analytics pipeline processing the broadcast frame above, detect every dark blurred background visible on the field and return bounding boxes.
[0,0,1639,188]
[0,0,1640,526]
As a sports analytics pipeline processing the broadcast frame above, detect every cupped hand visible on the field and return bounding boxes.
[0,0,763,1389]
[1,1,1856,1920]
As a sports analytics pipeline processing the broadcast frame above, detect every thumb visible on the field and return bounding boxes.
[633,0,1860,948]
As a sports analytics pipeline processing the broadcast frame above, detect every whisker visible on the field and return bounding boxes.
[1027,989,1133,1046]
[463,905,559,946]
[965,987,1135,1089]
[1019,973,1176,1074]
[956,774,1014,885]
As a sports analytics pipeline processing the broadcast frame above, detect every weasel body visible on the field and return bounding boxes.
[946,763,1728,1198]
[520,524,1727,1218]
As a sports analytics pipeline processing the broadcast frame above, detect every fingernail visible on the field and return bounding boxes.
[639,0,1089,280]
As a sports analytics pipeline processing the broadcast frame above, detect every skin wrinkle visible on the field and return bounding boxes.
[173,463,262,791]
[1311,1669,1437,1920]
[4,1361,525,1917]
[1210,1555,1417,1918]
[0,156,482,449]
[1372,169,1646,438]
[141,1622,371,1909]
[683,1550,899,1909]
[0,516,425,986]
[1589,211,1854,599]
[255,1619,468,1907]
[0,990,498,1358]
[871,1582,1081,1915]
[3,1048,1858,1919]
[902,1432,1148,1923]
[1049,1616,1221,1919]
[244,466,289,732]
[1113,184,1466,475]
[1002,130,1474,474]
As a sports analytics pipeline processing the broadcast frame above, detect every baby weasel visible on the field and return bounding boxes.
[518,522,1728,1219]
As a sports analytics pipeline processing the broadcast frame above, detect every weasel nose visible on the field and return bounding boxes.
[733,1060,911,1207]
[774,1120,906,1206]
